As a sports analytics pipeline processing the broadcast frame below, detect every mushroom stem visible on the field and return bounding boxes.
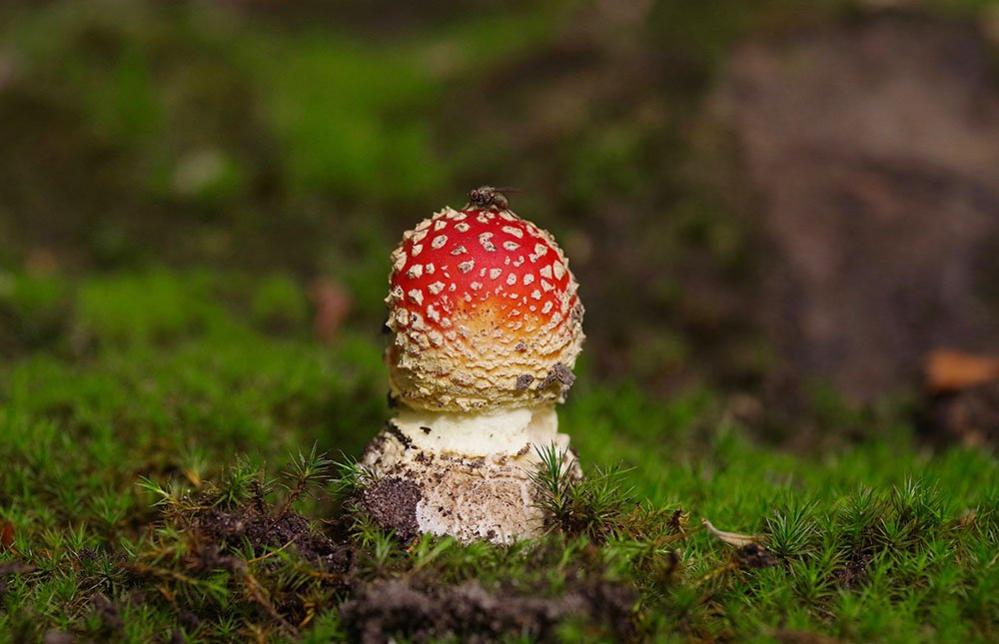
[387,406,568,456]
[361,405,575,543]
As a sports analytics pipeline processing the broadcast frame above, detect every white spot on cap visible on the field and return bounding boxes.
[427,281,445,295]
[431,235,447,249]
[412,230,428,244]
[503,241,520,251]
[425,263,436,274]
[406,264,423,279]
[394,309,409,326]
[412,244,424,257]
[470,281,483,291]
[531,290,542,300]
[539,265,553,279]
[434,220,447,231]
[523,274,535,285]
[529,243,549,262]
[541,301,553,314]
[552,262,566,279]
[392,251,407,271]
[455,222,470,232]
[506,273,517,285]
[478,232,496,252]
[458,260,474,273]
[428,330,443,346]
[502,225,523,238]
[541,280,554,292]
[489,268,502,280]
[451,245,467,256]
[407,289,424,305]
[426,304,441,322]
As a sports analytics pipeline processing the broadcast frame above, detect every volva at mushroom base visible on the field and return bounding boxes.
[361,187,585,544]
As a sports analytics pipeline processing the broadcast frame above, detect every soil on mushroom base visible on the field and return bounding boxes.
[360,476,422,541]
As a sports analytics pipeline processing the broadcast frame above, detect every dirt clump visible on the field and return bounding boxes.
[339,576,636,643]
[188,501,351,572]
[737,542,776,569]
[922,381,999,448]
[834,550,873,589]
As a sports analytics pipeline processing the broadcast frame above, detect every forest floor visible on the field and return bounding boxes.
[1,1,997,641]
[0,269,995,641]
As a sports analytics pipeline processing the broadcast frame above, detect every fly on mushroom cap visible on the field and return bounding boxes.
[386,190,584,412]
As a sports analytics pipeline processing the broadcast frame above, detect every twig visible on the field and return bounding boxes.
[247,536,300,564]
[701,518,765,547]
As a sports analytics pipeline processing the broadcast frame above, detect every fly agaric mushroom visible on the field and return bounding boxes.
[361,187,584,543]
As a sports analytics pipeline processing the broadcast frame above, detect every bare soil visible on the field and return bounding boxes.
[718,12,999,402]
[340,576,635,644]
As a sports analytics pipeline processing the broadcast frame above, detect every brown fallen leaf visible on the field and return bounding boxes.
[1,520,14,550]
[310,277,353,345]
[25,247,60,275]
[701,518,765,548]
[925,349,999,394]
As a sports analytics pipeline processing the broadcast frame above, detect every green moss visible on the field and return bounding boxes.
[0,272,71,354]
[75,269,233,346]
[234,9,555,202]
[249,273,310,334]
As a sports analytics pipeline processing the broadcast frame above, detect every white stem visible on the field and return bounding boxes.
[389,405,568,457]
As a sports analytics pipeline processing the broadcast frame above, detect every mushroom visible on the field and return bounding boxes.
[361,187,585,543]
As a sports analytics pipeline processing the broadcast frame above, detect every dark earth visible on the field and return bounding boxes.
[340,576,636,644]
[718,13,999,403]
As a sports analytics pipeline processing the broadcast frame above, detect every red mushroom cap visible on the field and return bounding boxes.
[386,203,584,412]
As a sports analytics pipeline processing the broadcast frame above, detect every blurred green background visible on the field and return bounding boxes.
[1,2,999,640]
[2,0,998,443]
[0,0,775,389]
